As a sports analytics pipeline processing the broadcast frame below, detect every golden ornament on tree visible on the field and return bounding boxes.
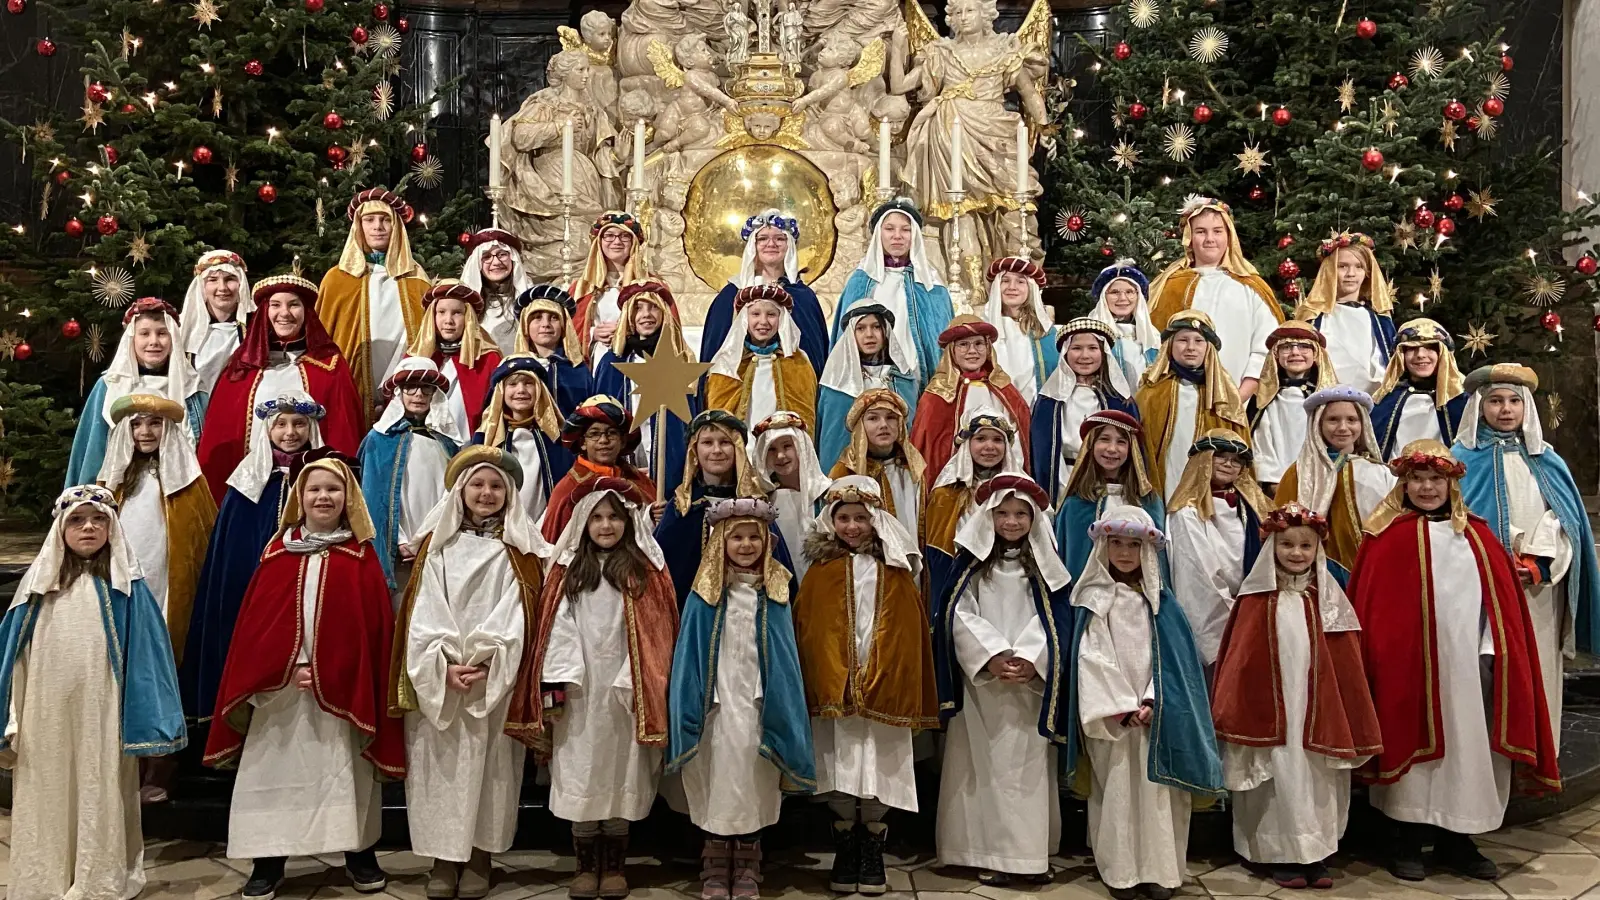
[609,353,711,428]
[127,234,152,267]
[80,101,105,133]
[372,82,394,121]
[1163,124,1196,162]
[1188,27,1229,63]
[1486,73,1510,101]
[1466,187,1498,219]
[1520,273,1565,307]
[1128,0,1160,28]
[1459,323,1496,356]
[190,0,221,29]
[1393,220,1418,252]
[1428,266,1444,301]
[1545,393,1564,429]
[1409,46,1444,79]
[0,331,23,361]
[1111,139,1141,171]
[1337,78,1357,113]
[1440,119,1458,151]
[1234,141,1270,176]
[91,266,136,307]
[412,155,444,190]
[85,323,106,363]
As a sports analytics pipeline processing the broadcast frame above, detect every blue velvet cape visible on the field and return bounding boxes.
[357,422,460,590]
[701,280,829,377]
[816,375,919,473]
[1029,391,1139,499]
[65,375,207,487]
[654,480,798,605]
[1055,491,1169,585]
[830,268,955,389]
[532,351,594,419]
[1370,381,1468,458]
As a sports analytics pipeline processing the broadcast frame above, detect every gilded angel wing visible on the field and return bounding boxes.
[557,25,583,53]
[849,38,886,87]
[647,39,685,90]
[902,0,940,58]
[1015,0,1053,61]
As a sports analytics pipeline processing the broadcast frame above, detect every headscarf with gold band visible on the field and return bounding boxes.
[513,284,586,363]
[1147,196,1262,306]
[1296,232,1395,318]
[1363,439,1469,535]
[837,388,927,487]
[1254,320,1337,407]
[477,353,565,450]
[572,211,646,305]
[690,497,792,606]
[278,452,378,544]
[1063,409,1154,502]
[1166,428,1274,523]
[409,279,497,368]
[1374,317,1464,407]
[1141,309,1247,422]
[337,189,425,281]
[674,409,764,515]
[612,281,693,362]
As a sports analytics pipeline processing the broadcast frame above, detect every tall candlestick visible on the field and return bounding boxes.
[561,119,574,195]
[878,119,892,194]
[949,115,964,194]
[488,113,502,190]
[632,118,646,190]
[1014,117,1029,195]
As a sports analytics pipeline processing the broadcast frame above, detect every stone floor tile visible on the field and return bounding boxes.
[1495,852,1600,899]
[1186,856,1230,877]
[1267,873,1456,899]
[147,842,225,866]
[918,890,981,900]
[1366,868,1509,900]
[972,879,1121,900]
[1532,806,1600,837]
[620,888,696,900]
[140,858,253,900]
[382,865,550,900]
[1478,829,1591,855]
[912,867,982,891]
[495,850,576,875]
[1573,826,1600,855]
[1196,863,1279,896]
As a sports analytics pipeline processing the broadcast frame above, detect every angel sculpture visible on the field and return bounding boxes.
[887,0,1050,282]
[793,34,881,153]
[649,33,739,153]
[559,13,620,125]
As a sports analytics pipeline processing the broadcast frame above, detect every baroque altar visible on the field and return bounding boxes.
[492,0,1053,323]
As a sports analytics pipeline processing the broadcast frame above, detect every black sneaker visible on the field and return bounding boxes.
[243,858,287,900]
[1145,884,1174,900]
[827,821,859,893]
[345,849,389,893]
[1434,833,1498,881]
[856,823,887,896]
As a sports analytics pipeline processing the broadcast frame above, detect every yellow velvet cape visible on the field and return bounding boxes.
[923,484,973,558]
[1148,267,1284,333]
[316,267,431,419]
[112,475,217,665]
[1134,372,1252,499]
[1274,462,1364,573]
[704,351,818,432]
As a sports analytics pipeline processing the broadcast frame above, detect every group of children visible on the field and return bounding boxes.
[16,187,1596,900]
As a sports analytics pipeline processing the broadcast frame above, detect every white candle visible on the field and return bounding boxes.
[561,119,574,195]
[878,119,892,193]
[488,113,502,190]
[1015,117,1029,195]
[632,118,646,190]
[950,115,964,193]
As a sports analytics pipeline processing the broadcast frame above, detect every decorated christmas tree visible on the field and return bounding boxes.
[0,0,476,518]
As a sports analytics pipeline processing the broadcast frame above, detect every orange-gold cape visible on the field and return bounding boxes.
[317,266,430,420]
[828,458,924,544]
[1275,463,1365,572]
[1148,267,1285,333]
[704,352,818,432]
[1134,374,1252,498]
[923,484,973,558]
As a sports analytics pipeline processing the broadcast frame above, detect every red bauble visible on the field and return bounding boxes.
[1066,214,1086,233]
[323,111,344,130]
[1577,255,1598,276]
[373,2,389,18]
[103,145,118,165]
[257,183,278,203]
[14,342,33,362]
[1434,216,1455,236]
[96,214,119,236]
[1483,97,1505,117]
[1443,99,1468,121]
[1248,185,1267,201]
[396,16,409,33]
[410,143,428,163]
[1355,18,1377,39]
[1284,281,1302,300]
[120,102,137,114]
[35,37,56,57]
[351,25,368,44]
[1361,148,1384,171]
[1128,101,1147,121]
[1276,258,1300,280]
[327,145,348,165]
[1192,104,1213,124]
[87,82,109,104]
[63,218,84,237]
[457,231,474,247]
[1501,54,1514,72]
[1272,106,1292,127]
[1413,207,1436,229]
[1100,244,1115,257]
[5,0,25,14]
[1388,72,1409,91]
[1443,193,1464,211]
[61,319,80,340]
[304,0,323,10]
[244,59,264,77]
[1541,311,1561,332]
[1113,41,1132,61]
[1277,234,1295,250]
[1467,115,1481,132]
[191,145,213,165]
[53,170,70,186]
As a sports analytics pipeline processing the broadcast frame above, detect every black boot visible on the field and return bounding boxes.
[856,823,887,896]
[345,848,389,893]
[243,858,287,900]
[1389,822,1427,881]
[1435,831,1499,880]
[827,821,859,893]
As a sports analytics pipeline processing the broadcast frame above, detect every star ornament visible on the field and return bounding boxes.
[1520,272,1565,307]
[1111,139,1141,171]
[1338,78,1357,113]
[1410,46,1444,79]
[1129,0,1160,28]
[128,234,152,267]
[609,353,711,428]
[1546,393,1565,429]
[1188,27,1229,64]
[191,0,221,30]
[1163,124,1196,162]
[1460,323,1496,356]
[1235,141,1270,176]
[1393,219,1418,252]
[1440,119,1458,151]
[81,101,105,133]
[1466,187,1498,219]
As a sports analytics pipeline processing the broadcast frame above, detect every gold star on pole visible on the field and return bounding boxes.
[191,0,221,29]
[609,353,711,428]
[1440,119,1458,151]
[1393,219,1418,252]
[81,101,105,133]
[1466,187,1498,220]
[1337,78,1357,113]
[1459,323,1496,356]
[127,234,152,267]
[1111,139,1140,171]
[1234,141,1270,176]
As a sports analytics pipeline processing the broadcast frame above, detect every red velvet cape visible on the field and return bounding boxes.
[1347,512,1560,793]
[202,533,406,780]
[1211,587,1383,759]
[909,372,1032,486]
[435,348,503,435]
[539,458,657,543]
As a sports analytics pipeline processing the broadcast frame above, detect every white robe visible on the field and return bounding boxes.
[1345,458,1396,522]
[9,577,145,900]
[587,285,622,370]
[193,321,242,396]
[813,554,918,812]
[680,575,784,835]
[1368,521,1512,834]
[1162,382,1200,502]
[397,433,451,556]
[1077,583,1189,891]
[1111,323,1154,391]
[747,353,779,428]
[481,291,519,354]
[868,272,919,381]
[992,317,1043,404]
[404,531,528,860]
[1390,393,1443,460]
[1502,452,1574,753]
[1250,385,1308,484]
[861,363,893,393]
[120,467,171,620]
[368,264,409,396]
[937,555,1059,873]
[1319,304,1385,396]
[1166,505,1246,665]
[439,356,473,442]
[250,355,308,448]
[1225,588,1360,863]
[228,549,383,858]
[1188,268,1275,386]
[771,488,814,584]
[543,576,663,823]
[1058,384,1103,473]
[884,462,920,543]
[506,428,550,526]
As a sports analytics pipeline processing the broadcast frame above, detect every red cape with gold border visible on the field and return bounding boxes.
[434,348,503,435]
[909,376,1031,489]
[539,458,658,544]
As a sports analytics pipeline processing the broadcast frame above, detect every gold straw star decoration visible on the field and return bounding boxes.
[1128,0,1160,28]
[1235,142,1270,176]
[1163,124,1196,162]
[1459,323,1496,356]
[1466,188,1498,220]
[1111,140,1141,171]
[191,0,221,29]
[1337,78,1357,113]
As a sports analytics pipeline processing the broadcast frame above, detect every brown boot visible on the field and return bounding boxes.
[426,859,459,900]
[730,840,761,900]
[598,834,630,899]
[457,849,492,900]
[700,839,732,900]
[571,836,601,900]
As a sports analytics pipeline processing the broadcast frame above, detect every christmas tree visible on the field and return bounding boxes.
[0,0,477,519]
[1043,0,1600,372]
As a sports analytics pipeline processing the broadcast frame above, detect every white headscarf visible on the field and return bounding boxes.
[372,356,465,442]
[1237,527,1361,633]
[807,474,922,577]
[1294,386,1381,514]
[15,485,140,605]
[103,307,204,423]
[1038,324,1134,401]
[459,238,535,298]
[954,479,1072,591]
[931,405,1027,490]
[1457,383,1545,453]
[1068,505,1165,616]
[854,206,940,289]
[226,391,327,503]
[1087,263,1161,353]
[749,414,830,506]
[542,485,666,570]
[983,265,1055,396]
[732,209,801,288]
[98,401,204,495]
[818,305,915,397]
[708,294,804,379]
[178,250,253,358]
[410,459,546,557]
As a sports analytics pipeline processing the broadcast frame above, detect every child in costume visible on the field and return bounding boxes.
[1293,232,1397,395]
[1164,429,1274,665]
[666,498,815,900]
[1211,503,1381,891]
[358,357,462,591]
[701,209,829,376]
[1067,507,1223,900]
[594,282,694,494]
[1368,318,1468,459]
[541,396,658,543]
[1087,259,1161,389]
[981,256,1060,403]
[1029,317,1137,494]
[1133,309,1250,502]
[795,476,938,895]
[830,388,927,544]
[1,485,186,900]
[703,284,818,430]
[1350,440,1560,882]
[1244,322,1335,490]
[1275,386,1395,585]
[474,353,570,525]
[1454,363,1600,753]
[390,446,543,899]
[205,451,404,899]
[181,392,326,721]
[932,475,1074,886]
[411,279,504,437]
[910,315,1032,483]
[570,212,650,366]
[750,411,830,584]
[67,297,207,486]
[509,477,678,900]
[816,304,918,471]
[1053,410,1166,582]
[513,283,594,415]
[459,228,534,352]
[829,198,955,385]
[179,249,253,395]
[925,408,1026,598]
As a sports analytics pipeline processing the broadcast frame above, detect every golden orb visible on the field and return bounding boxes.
[683,145,837,290]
